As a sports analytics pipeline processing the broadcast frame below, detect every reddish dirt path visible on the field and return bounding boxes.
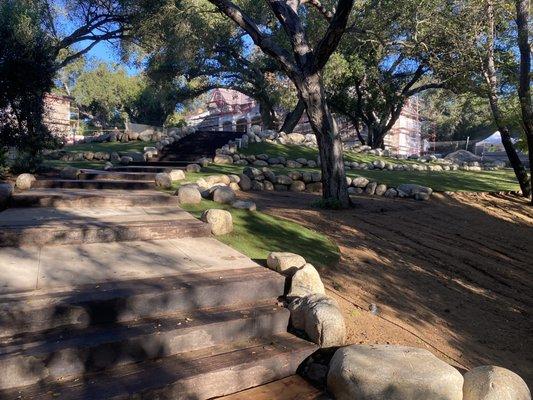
[240,190,533,385]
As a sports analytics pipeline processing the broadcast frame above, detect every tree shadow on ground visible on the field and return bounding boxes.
[242,190,533,388]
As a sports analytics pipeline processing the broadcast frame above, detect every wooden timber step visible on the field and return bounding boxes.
[0,302,290,390]
[0,333,317,400]
[0,215,210,247]
[0,267,286,337]
[219,375,329,400]
[31,179,156,190]
[0,206,210,247]
[78,171,158,181]
[111,165,184,173]
[9,189,179,208]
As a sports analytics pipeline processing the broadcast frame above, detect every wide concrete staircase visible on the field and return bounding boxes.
[0,173,317,399]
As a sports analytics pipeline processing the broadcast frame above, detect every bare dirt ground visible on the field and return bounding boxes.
[240,190,533,386]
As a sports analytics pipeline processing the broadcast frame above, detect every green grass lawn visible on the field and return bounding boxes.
[62,140,156,153]
[180,199,340,269]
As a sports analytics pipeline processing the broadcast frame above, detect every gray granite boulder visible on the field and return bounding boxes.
[201,209,233,235]
[463,366,531,400]
[288,263,325,297]
[327,345,463,400]
[267,252,306,276]
[289,294,345,348]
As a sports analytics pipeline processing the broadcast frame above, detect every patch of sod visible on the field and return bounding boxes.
[180,199,340,269]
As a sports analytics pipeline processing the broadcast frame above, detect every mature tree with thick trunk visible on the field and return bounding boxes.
[514,0,533,203]
[208,0,354,207]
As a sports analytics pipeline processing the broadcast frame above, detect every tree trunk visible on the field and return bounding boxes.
[297,73,349,207]
[366,124,386,149]
[515,0,533,203]
[485,0,531,198]
[258,98,279,130]
[279,98,305,133]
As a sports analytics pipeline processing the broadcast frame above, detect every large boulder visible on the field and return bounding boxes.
[176,185,201,205]
[15,174,35,190]
[213,154,233,165]
[327,345,463,400]
[288,263,325,297]
[289,294,345,348]
[267,252,307,276]
[201,209,233,235]
[59,167,80,180]
[463,366,531,400]
[167,169,186,181]
[155,173,173,189]
[0,183,14,209]
[212,186,236,204]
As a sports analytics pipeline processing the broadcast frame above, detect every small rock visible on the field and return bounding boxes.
[374,184,387,196]
[266,252,306,276]
[288,263,325,297]
[238,174,252,191]
[212,186,236,204]
[167,169,186,181]
[365,181,378,195]
[463,366,531,400]
[276,175,293,185]
[384,188,398,198]
[231,200,257,211]
[263,180,274,191]
[15,174,35,190]
[186,164,201,173]
[155,173,173,189]
[59,167,80,180]
[213,154,233,165]
[352,177,369,188]
[120,156,133,165]
[290,181,306,192]
[201,209,233,235]
[177,185,201,204]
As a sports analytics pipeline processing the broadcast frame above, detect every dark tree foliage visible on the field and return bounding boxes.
[0,0,60,169]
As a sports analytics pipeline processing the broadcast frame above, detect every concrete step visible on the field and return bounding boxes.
[112,166,186,173]
[0,267,285,337]
[78,171,158,181]
[0,302,289,390]
[0,206,210,247]
[0,333,317,400]
[9,189,179,208]
[31,179,156,190]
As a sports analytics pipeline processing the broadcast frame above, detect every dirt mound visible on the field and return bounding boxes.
[445,150,481,163]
